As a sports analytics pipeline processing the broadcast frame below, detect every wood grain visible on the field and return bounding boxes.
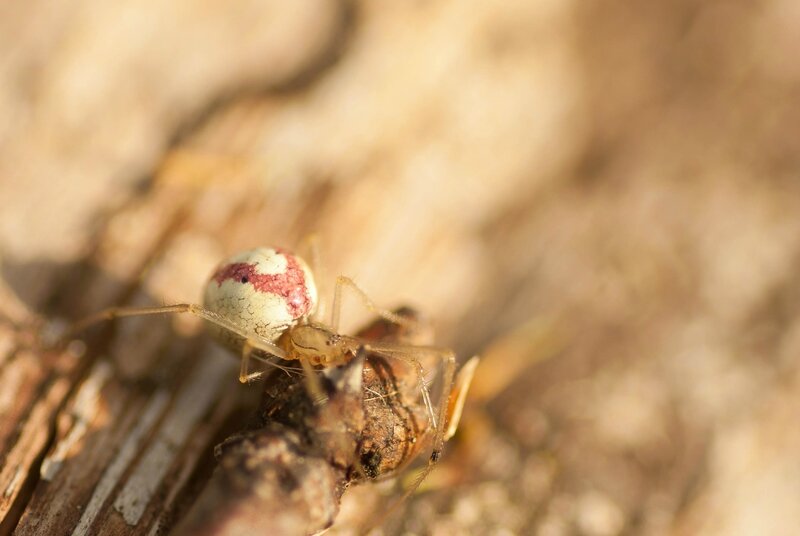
[3,0,800,534]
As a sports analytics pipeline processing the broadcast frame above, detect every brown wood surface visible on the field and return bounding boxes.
[3,0,800,534]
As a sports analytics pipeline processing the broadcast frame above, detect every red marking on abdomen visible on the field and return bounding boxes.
[212,252,312,319]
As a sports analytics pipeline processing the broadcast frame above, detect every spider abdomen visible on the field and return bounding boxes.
[203,247,318,351]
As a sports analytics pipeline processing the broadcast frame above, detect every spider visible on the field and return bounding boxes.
[61,246,477,500]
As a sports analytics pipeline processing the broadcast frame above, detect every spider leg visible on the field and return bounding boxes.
[240,341,268,383]
[297,352,328,406]
[61,303,290,362]
[330,275,415,333]
[298,233,326,323]
[238,340,303,383]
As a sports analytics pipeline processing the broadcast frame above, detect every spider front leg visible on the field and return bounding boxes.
[61,303,296,379]
[330,276,417,333]
[63,304,260,345]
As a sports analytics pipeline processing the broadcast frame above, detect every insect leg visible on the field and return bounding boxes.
[360,343,459,523]
[444,355,480,440]
[361,343,451,427]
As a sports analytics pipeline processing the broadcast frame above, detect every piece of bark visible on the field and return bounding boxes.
[0,324,79,536]
[174,369,360,536]
[11,338,237,536]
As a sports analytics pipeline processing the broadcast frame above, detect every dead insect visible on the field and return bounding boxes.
[177,308,477,535]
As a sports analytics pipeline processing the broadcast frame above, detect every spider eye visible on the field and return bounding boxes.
[241,276,249,284]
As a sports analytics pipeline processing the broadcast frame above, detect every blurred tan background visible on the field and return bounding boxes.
[1,0,800,534]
